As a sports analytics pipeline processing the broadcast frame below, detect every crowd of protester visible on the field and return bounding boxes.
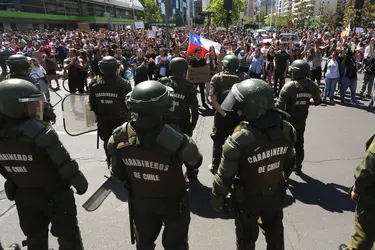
[1,26,375,107]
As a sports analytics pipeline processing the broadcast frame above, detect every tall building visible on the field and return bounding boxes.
[247,0,255,16]
[194,0,203,15]
[0,0,144,31]
[202,0,210,11]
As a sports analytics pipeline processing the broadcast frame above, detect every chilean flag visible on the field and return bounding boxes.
[187,32,221,56]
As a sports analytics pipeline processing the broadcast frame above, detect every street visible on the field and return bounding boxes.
[1,73,375,250]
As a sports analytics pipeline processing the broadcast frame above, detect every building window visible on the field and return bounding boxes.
[81,3,95,16]
[20,0,45,13]
[56,0,66,15]
[0,0,15,11]
[65,0,80,15]
[94,4,105,17]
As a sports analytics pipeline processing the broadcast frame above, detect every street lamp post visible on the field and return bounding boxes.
[132,0,136,20]
[164,0,170,49]
[200,11,214,38]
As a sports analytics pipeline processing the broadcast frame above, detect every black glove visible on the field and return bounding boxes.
[4,180,17,201]
[70,172,88,195]
[210,193,225,212]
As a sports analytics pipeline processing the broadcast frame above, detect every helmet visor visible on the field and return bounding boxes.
[19,97,44,120]
[221,84,244,112]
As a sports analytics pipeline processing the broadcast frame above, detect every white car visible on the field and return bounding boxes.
[254,29,268,38]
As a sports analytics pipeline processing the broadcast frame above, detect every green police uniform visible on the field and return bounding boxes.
[89,56,132,164]
[209,55,249,174]
[340,134,375,250]
[6,54,56,124]
[0,79,87,250]
[275,60,321,174]
[211,79,296,250]
[159,57,199,137]
[107,80,202,250]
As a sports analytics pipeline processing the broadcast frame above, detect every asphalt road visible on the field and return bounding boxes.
[1,73,375,249]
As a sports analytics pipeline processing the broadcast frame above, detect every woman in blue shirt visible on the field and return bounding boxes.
[248,48,265,79]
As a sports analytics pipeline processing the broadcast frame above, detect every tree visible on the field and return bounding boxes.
[293,4,314,27]
[208,0,246,26]
[274,14,292,27]
[245,16,256,24]
[343,0,356,28]
[318,3,338,28]
[142,0,163,23]
[361,0,375,27]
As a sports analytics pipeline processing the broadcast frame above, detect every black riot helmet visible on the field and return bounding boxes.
[98,56,119,75]
[6,54,31,75]
[289,59,310,80]
[169,57,188,75]
[126,80,173,116]
[8,243,21,250]
[221,79,274,121]
[222,54,240,70]
[0,79,44,120]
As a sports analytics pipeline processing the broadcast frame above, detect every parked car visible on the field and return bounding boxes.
[280,33,300,46]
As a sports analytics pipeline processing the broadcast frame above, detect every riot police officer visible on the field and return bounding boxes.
[275,59,322,175]
[6,54,56,124]
[211,79,296,250]
[89,56,132,164]
[339,133,375,250]
[0,79,88,250]
[208,54,248,175]
[159,57,199,180]
[107,80,203,250]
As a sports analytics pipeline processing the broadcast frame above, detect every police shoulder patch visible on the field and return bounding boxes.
[232,121,248,135]
[21,119,48,140]
[230,122,255,150]
[112,122,132,149]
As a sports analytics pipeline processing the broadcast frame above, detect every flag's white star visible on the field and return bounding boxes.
[194,37,198,42]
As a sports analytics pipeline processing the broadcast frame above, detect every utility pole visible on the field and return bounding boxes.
[164,0,170,49]
[132,0,136,20]
[226,10,231,34]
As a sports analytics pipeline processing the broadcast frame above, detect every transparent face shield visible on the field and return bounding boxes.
[19,97,44,120]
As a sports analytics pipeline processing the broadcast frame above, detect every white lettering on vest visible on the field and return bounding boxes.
[122,158,170,171]
[95,92,118,98]
[142,173,160,181]
[248,146,288,163]
[0,154,33,162]
[257,161,281,174]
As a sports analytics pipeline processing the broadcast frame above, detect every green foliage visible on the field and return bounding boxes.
[344,0,356,27]
[317,3,338,28]
[142,0,163,23]
[245,16,256,24]
[305,16,321,28]
[208,0,246,26]
[344,0,375,28]
[293,4,314,27]
[361,0,375,27]
[278,13,293,27]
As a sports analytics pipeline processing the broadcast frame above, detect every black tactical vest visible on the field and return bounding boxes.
[90,76,130,121]
[163,77,192,120]
[0,124,59,188]
[287,79,314,118]
[115,123,186,198]
[238,124,291,195]
[216,72,244,104]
